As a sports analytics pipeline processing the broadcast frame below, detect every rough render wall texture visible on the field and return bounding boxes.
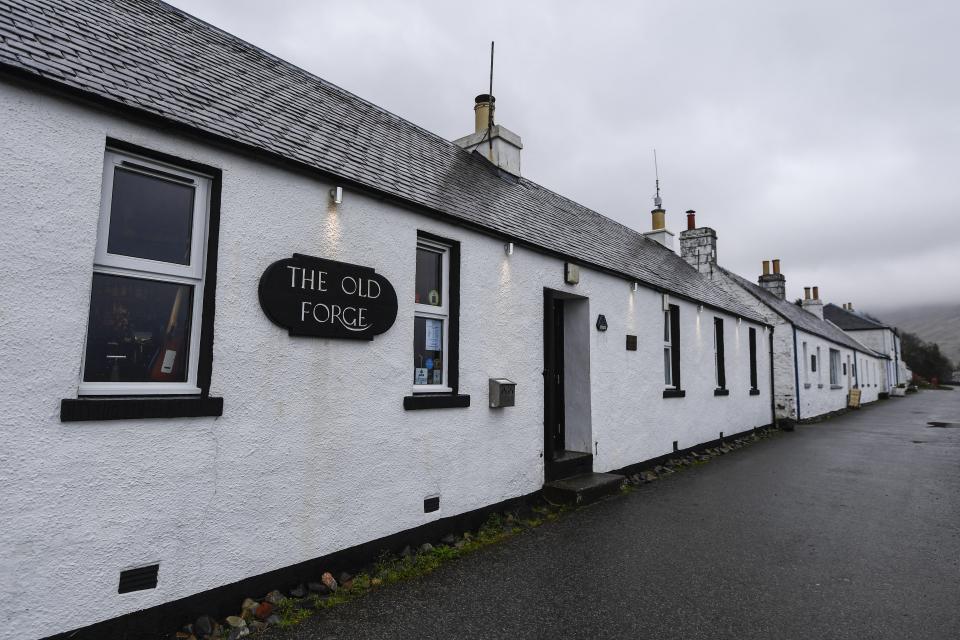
[710,270,796,420]
[0,84,772,640]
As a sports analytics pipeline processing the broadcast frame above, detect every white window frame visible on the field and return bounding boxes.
[412,238,451,394]
[663,309,673,388]
[79,149,211,396]
[802,341,809,383]
[829,349,841,386]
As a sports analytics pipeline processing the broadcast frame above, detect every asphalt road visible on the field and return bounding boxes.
[270,391,960,639]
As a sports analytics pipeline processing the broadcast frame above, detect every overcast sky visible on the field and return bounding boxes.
[170,0,958,312]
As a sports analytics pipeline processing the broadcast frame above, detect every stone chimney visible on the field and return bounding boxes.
[453,94,523,176]
[802,285,824,319]
[679,210,717,276]
[642,206,675,250]
[758,258,786,299]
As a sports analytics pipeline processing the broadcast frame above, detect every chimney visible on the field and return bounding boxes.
[847,302,854,311]
[758,258,786,299]
[679,210,717,276]
[802,285,824,319]
[453,94,523,176]
[642,205,676,250]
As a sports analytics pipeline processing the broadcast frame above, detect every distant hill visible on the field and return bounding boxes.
[870,303,960,366]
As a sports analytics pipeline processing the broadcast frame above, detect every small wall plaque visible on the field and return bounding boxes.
[626,334,637,351]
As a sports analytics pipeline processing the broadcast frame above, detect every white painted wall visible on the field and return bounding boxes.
[844,327,900,391]
[0,83,771,640]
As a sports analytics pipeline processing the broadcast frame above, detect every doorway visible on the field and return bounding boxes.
[543,289,592,481]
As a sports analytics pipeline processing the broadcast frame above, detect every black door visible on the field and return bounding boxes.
[543,294,565,461]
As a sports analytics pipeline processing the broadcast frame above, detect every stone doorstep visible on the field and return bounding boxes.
[543,472,625,506]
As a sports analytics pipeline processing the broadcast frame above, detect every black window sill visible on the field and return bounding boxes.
[818,384,824,389]
[663,388,686,398]
[403,394,471,410]
[804,383,812,389]
[714,388,729,396]
[749,388,761,396]
[61,396,223,422]
[830,384,843,390]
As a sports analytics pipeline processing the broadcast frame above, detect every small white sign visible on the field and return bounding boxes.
[425,319,442,351]
[415,368,428,385]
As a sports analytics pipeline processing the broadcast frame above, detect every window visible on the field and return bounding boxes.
[413,238,449,391]
[663,304,683,397]
[663,310,673,387]
[80,149,210,396]
[829,349,841,386]
[815,347,821,383]
[748,327,758,392]
[803,341,809,382]
[404,232,467,410]
[713,317,726,391]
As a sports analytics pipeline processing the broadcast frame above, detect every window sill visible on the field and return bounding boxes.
[830,384,843,390]
[714,388,729,396]
[804,383,812,389]
[818,384,824,389]
[403,393,470,410]
[662,388,686,399]
[749,388,761,396]
[60,396,223,422]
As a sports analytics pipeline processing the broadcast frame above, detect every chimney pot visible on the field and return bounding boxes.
[473,94,495,134]
[686,210,696,231]
[848,301,853,311]
[812,286,819,300]
[651,208,666,231]
[762,260,770,276]
[772,259,781,275]
[804,286,811,300]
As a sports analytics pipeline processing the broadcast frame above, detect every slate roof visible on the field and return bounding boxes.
[823,303,892,332]
[718,268,887,357]
[0,0,766,322]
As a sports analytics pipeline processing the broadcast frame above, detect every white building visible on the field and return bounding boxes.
[678,214,888,421]
[0,2,777,638]
[824,303,905,392]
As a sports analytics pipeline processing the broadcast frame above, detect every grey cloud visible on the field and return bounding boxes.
[169,0,960,309]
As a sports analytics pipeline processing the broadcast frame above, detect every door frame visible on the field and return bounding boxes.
[543,290,565,464]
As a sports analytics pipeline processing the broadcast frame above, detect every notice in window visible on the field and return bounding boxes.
[425,318,442,351]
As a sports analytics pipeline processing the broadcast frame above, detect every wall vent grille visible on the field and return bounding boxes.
[118,564,159,594]
[423,496,440,513]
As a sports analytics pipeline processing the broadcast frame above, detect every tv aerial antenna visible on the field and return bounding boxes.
[488,41,494,153]
[653,149,662,208]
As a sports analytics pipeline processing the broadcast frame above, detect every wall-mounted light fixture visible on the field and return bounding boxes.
[504,242,514,256]
[737,317,742,325]
[631,282,639,292]
[329,186,343,204]
[662,293,670,311]
[697,304,703,313]
[565,262,580,285]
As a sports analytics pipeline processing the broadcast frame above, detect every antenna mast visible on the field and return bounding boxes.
[488,41,495,153]
[653,148,662,208]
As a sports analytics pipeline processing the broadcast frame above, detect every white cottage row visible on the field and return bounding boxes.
[0,1,897,638]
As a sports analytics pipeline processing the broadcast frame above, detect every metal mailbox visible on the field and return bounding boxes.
[489,378,516,408]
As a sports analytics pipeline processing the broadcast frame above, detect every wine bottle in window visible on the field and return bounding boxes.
[149,289,186,381]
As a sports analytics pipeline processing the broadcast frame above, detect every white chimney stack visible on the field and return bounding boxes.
[454,94,523,176]
[802,285,824,320]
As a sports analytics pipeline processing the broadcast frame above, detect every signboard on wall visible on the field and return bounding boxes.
[259,254,398,340]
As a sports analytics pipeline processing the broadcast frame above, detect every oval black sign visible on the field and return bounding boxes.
[258,254,398,340]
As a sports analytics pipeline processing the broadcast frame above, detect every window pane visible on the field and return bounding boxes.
[663,311,670,342]
[83,273,193,383]
[664,347,672,385]
[415,248,442,306]
[413,316,444,385]
[107,167,195,265]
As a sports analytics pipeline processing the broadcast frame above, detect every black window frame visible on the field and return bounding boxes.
[404,231,469,410]
[663,304,685,398]
[61,139,223,422]
[713,317,727,395]
[748,326,759,394]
